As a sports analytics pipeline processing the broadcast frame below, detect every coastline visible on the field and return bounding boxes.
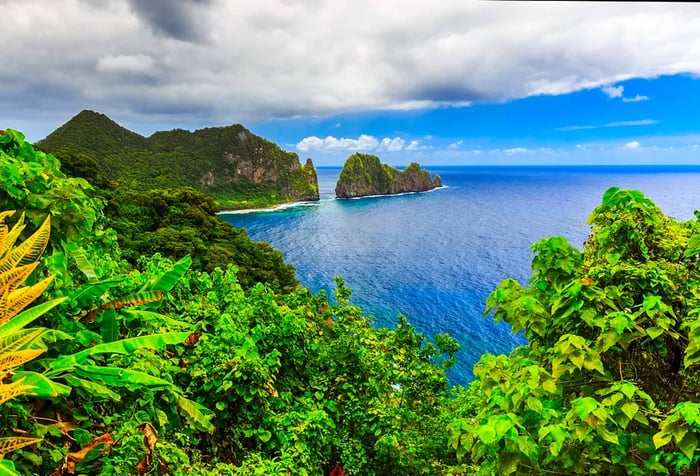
[336,184,448,201]
[218,186,449,214]
[217,200,323,215]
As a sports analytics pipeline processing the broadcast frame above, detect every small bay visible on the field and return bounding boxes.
[221,165,700,385]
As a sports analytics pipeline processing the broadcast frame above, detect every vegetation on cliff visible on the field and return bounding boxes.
[37,110,319,210]
[335,153,442,199]
[4,125,700,475]
[0,128,462,475]
[50,147,297,294]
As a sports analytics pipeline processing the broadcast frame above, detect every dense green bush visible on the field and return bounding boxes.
[450,187,700,475]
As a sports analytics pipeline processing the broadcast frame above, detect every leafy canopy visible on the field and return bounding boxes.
[451,187,700,475]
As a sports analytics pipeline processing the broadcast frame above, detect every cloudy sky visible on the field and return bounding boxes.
[3,0,700,165]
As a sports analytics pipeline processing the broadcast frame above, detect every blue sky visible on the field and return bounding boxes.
[251,74,700,166]
[3,1,700,166]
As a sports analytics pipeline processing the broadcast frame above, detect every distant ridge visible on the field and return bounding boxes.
[37,110,319,209]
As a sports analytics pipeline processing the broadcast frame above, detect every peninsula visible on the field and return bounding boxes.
[335,153,442,199]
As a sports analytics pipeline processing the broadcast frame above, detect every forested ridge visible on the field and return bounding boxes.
[36,110,320,211]
[2,127,700,475]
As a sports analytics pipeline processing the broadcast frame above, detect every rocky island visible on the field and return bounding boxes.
[37,110,319,210]
[335,153,442,199]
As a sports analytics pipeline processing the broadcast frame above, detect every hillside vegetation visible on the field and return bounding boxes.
[37,110,319,210]
[3,127,700,475]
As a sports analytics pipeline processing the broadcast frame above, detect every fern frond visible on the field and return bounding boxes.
[0,436,42,455]
[0,263,39,297]
[0,349,45,372]
[0,214,26,265]
[0,329,44,355]
[15,215,50,267]
[0,211,16,224]
[0,276,54,326]
[0,379,33,405]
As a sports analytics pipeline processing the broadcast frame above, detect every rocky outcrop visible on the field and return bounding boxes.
[335,153,442,199]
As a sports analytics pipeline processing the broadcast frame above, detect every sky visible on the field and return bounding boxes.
[3,0,700,166]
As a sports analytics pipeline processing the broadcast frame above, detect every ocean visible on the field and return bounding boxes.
[221,165,700,386]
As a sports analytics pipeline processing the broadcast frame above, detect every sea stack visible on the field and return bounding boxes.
[335,153,442,199]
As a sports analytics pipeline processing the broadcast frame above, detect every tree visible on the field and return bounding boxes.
[451,188,700,475]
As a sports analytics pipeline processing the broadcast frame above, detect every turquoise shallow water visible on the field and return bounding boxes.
[222,165,700,386]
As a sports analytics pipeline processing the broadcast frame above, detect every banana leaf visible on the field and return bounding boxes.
[141,255,192,293]
[12,371,71,398]
[0,297,66,335]
[50,332,190,371]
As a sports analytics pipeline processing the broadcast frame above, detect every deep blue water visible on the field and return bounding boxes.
[221,166,700,386]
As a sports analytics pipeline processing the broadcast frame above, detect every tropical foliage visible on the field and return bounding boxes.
[5,121,700,475]
[450,187,700,475]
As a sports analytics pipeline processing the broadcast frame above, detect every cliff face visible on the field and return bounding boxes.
[335,153,442,199]
[37,110,320,207]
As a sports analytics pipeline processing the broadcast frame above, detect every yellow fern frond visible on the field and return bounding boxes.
[0,211,15,224]
[0,225,6,253]
[16,215,50,267]
[0,379,33,406]
[0,214,26,265]
[0,276,54,326]
[0,436,41,455]
[0,211,17,257]
[0,263,39,297]
[0,215,49,273]
[0,349,45,373]
[0,329,44,355]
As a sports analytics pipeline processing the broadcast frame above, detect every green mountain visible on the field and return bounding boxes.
[37,110,319,209]
[335,153,442,198]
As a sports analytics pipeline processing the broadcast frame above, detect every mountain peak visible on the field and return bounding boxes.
[37,110,145,155]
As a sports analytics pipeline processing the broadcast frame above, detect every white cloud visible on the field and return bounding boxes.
[558,119,659,131]
[296,134,417,153]
[622,94,650,102]
[1,1,699,133]
[378,137,406,151]
[624,140,642,150]
[448,140,463,149]
[406,140,423,151]
[605,119,658,127]
[557,125,597,131]
[602,84,624,99]
[602,84,651,103]
[97,54,155,75]
[296,135,379,152]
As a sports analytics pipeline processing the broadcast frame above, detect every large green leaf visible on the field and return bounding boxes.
[67,277,122,309]
[63,241,98,283]
[12,371,71,398]
[50,332,190,371]
[0,297,66,335]
[175,394,214,433]
[120,309,191,330]
[99,306,119,344]
[141,255,192,293]
[684,233,700,258]
[0,458,21,476]
[73,365,175,389]
[572,397,598,420]
[63,375,121,401]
